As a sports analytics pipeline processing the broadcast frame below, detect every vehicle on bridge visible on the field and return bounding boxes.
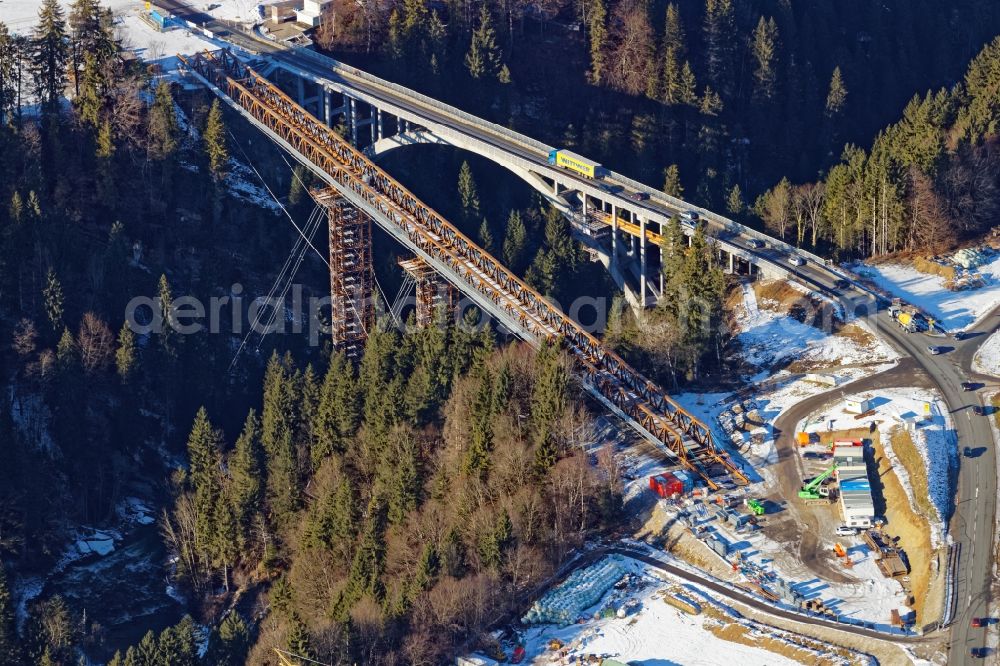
[680,210,700,224]
[788,255,806,267]
[746,238,765,249]
[547,149,601,178]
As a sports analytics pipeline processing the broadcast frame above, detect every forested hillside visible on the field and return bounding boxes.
[2,0,1000,663]
[319,0,1000,254]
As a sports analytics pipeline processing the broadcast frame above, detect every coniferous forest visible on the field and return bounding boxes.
[0,0,999,663]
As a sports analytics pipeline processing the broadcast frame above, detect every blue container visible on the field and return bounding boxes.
[673,469,694,493]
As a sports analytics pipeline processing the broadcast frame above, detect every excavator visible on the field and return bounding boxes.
[798,462,839,500]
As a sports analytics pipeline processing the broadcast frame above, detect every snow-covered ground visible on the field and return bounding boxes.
[1,0,270,35]
[974,330,1000,377]
[852,253,1000,331]
[518,556,830,665]
[799,388,958,547]
[734,282,897,375]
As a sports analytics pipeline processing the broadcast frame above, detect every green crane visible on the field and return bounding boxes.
[798,462,839,500]
[746,499,765,515]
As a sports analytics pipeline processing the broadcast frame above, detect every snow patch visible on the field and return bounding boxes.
[852,252,1000,331]
[973,331,1000,377]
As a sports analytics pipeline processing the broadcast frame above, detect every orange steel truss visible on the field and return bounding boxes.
[315,188,373,362]
[399,256,457,327]
[179,49,748,488]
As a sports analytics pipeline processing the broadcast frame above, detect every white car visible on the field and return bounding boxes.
[835,525,857,536]
[788,255,806,266]
[747,238,765,249]
[680,210,700,223]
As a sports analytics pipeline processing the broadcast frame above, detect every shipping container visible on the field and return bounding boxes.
[548,149,601,178]
[649,473,683,498]
[673,469,694,493]
[845,398,873,414]
[797,431,810,446]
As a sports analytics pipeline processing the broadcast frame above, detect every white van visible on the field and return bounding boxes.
[788,255,806,267]
[835,525,857,537]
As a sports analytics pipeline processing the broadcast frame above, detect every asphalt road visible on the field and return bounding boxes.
[857,295,997,663]
[156,4,1000,658]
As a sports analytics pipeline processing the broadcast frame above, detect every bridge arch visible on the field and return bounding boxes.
[365,129,573,213]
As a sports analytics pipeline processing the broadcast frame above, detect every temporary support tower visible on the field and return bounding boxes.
[316,188,373,362]
[398,256,457,327]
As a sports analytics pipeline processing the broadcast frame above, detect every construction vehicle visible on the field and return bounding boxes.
[798,463,838,500]
[746,499,765,515]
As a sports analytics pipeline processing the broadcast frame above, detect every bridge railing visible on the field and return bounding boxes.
[282,42,836,266]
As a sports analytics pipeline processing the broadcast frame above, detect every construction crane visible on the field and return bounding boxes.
[798,462,839,500]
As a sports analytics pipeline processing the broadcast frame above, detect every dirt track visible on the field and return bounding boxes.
[767,357,936,583]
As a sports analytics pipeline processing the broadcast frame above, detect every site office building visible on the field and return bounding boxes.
[834,441,874,529]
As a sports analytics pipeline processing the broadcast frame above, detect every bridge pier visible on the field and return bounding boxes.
[349,97,358,145]
[639,215,647,306]
[376,108,383,141]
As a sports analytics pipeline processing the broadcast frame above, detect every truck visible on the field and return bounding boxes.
[799,463,839,500]
[548,149,602,179]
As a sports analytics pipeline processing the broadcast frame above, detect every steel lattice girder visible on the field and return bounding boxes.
[179,50,748,488]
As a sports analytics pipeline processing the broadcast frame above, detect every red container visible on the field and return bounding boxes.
[649,473,683,498]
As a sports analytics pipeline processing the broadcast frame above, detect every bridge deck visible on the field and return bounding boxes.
[178,49,748,490]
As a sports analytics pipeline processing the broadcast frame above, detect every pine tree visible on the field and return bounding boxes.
[726,184,744,216]
[408,542,438,601]
[465,5,500,80]
[43,268,64,334]
[261,353,301,521]
[229,410,263,546]
[75,50,102,127]
[31,0,68,112]
[0,23,15,126]
[0,563,17,666]
[531,342,568,475]
[387,433,420,524]
[148,82,178,160]
[751,16,779,100]
[156,274,178,361]
[206,612,250,666]
[312,352,360,466]
[457,160,480,220]
[386,9,403,59]
[662,164,683,197]
[678,60,698,105]
[702,0,735,97]
[96,117,114,158]
[498,63,511,84]
[115,321,137,382]
[345,499,386,603]
[501,209,528,272]
[477,218,495,254]
[464,369,494,476]
[588,0,608,84]
[286,613,315,660]
[56,326,77,369]
[204,99,229,180]
[186,407,222,495]
[659,4,686,103]
[825,66,848,117]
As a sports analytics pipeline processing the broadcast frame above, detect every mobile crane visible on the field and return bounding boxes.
[798,462,839,500]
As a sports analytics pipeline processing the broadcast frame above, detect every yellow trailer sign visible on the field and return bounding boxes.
[549,149,601,178]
